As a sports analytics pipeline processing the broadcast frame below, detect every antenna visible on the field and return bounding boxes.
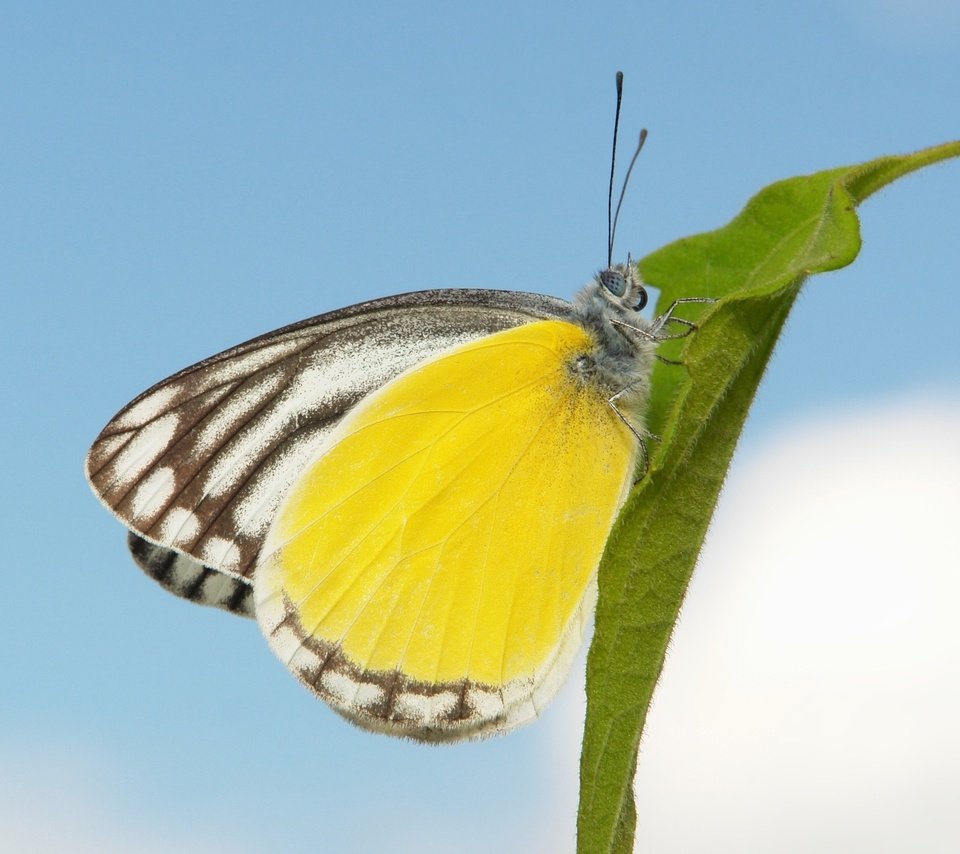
[606,72,648,269]
[606,71,624,269]
[610,129,647,264]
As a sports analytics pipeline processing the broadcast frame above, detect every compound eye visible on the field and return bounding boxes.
[633,287,648,311]
[599,269,627,297]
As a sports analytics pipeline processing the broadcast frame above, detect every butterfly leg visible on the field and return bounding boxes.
[612,303,714,360]
[610,296,716,344]
[607,387,661,480]
[650,297,716,340]
[654,353,685,366]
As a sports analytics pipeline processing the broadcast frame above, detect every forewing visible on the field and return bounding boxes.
[127,532,256,617]
[87,289,572,612]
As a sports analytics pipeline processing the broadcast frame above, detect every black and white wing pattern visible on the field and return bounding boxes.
[126,530,257,616]
[86,289,572,616]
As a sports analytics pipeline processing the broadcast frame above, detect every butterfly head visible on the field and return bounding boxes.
[596,256,648,313]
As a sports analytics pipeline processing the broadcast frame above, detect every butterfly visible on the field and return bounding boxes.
[85,73,706,741]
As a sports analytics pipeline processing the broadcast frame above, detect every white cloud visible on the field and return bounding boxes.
[0,741,248,854]
[545,393,960,853]
[837,0,960,47]
[8,394,958,854]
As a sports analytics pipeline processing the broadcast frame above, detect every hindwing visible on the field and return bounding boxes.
[255,319,638,739]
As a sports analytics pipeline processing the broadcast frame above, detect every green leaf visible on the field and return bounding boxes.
[576,141,960,854]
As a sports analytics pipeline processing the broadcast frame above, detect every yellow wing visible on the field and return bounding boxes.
[254,319,637,740]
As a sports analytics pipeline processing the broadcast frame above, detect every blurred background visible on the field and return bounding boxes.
[2,2,957,851]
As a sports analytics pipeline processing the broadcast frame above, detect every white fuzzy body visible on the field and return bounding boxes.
[570,274,659,429]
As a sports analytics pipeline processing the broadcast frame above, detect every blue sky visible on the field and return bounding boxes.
[2,2,958,852]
